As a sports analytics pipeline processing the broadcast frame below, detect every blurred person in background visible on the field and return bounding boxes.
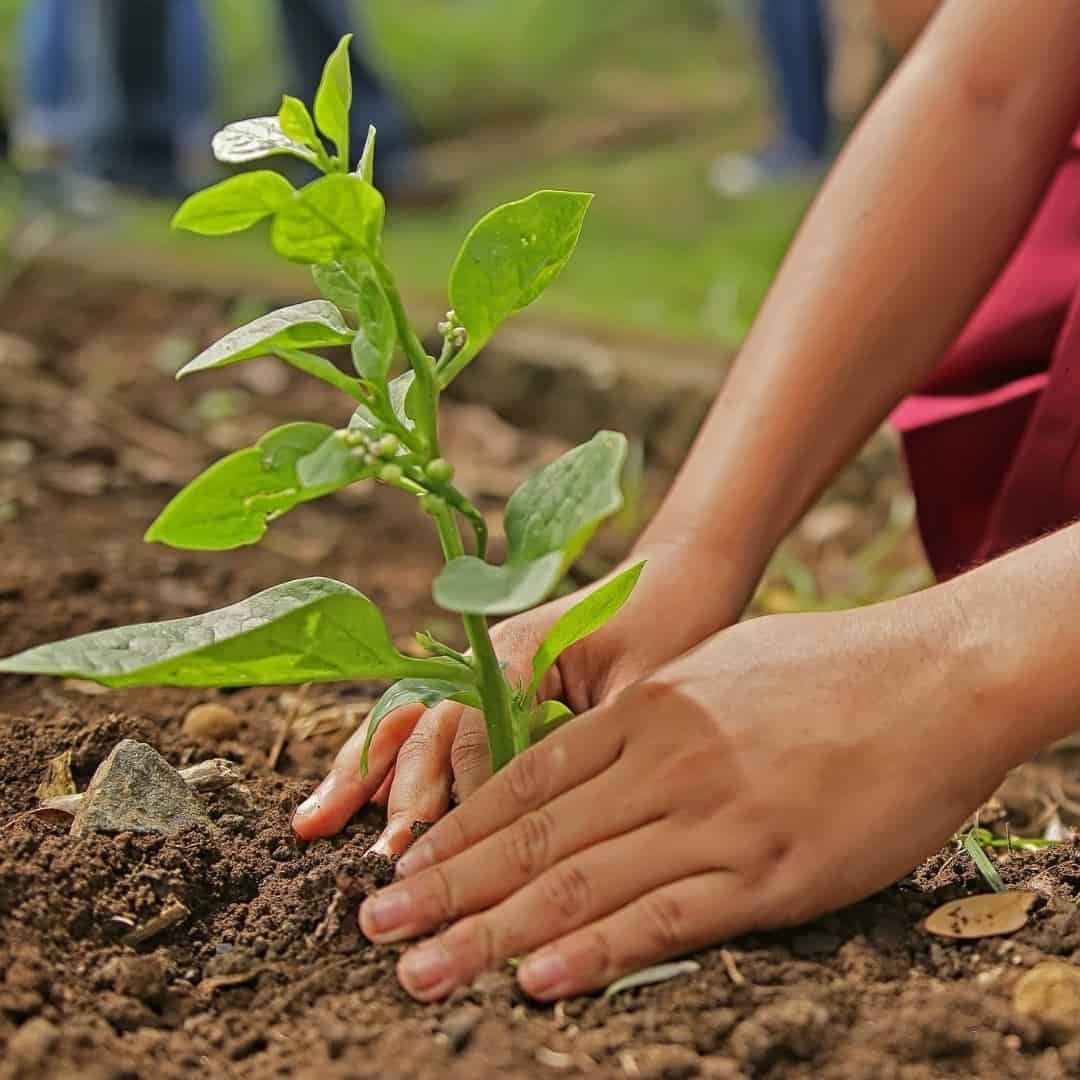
[710,0,832,195]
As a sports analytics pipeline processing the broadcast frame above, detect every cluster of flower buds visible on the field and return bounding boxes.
[437,309,467,350]
[338,427,402,477]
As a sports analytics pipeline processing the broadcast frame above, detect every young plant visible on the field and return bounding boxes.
[0,36,642,776]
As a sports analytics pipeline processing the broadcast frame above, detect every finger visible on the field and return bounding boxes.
[387,820,705,1000]
[393,704,626,879]
[367,701,461,857]
[291,703,425,840]
[371,767,395,807]
[449,706,491,800]
[517,871,747,1001]
[360,758,662,944]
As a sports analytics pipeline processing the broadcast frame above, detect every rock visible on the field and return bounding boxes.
[95,955,168,1006]
[182,703,240,741]
[1013,961,1080,1041]
[440,1005,482,1053]
[71,739,211,837]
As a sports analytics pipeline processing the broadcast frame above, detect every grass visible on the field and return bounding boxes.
[0,0,815,346]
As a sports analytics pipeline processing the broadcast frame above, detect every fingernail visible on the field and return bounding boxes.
[396,841,433,878]
[399,943,454,997]
[361,889,416,939]
[291,792,321,825]
[519,951,570,999]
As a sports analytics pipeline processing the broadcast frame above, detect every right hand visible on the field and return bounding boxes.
[291,542,749,852]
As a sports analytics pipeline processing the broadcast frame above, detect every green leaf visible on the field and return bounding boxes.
[314,33,353,164]
[271,174,384,264]
[433,552,563,616]
[528,562,644,697]
[211,116,318,167]
[530,699,573,740]
[269,347,365,400]
[963,830,1007,894]
[278,96,321,152]
[295,430,358,488]
[0,578,464,688]
[506,431,627,566]
[349,370,416,435]
[449,190,592,356]
[357,124,376,183]
[360,677,479,776]
[312,255,370,312]
[177,301,354,378]
[172,171,295,236]
[145,423,369,550]
[350,273,396,380]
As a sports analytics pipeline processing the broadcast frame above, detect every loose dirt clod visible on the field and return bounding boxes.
[1013,961,1080,1040]
[182,702,240,740]
[924,890,1038,939]
[70,739,211,836]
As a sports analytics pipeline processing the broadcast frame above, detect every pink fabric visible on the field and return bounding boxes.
[892,135,1080,578]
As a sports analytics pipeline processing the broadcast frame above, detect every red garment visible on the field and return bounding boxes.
[892,131,1080,578]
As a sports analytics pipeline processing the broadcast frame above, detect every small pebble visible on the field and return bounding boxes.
[183,703,240,741]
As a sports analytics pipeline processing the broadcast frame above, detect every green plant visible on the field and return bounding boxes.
[0,37,642,776]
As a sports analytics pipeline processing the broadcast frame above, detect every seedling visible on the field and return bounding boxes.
[0,37,642,776]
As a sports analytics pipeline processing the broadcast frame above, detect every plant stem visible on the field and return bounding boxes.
[373,259,440,457]
[437,340,480,389]
[428,501,515,772]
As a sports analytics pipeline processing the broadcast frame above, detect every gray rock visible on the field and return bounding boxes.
[71,739,211,837]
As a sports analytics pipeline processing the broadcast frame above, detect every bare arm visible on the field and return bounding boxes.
[623,0,1080,664]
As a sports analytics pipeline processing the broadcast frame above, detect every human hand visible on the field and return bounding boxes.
[356,592,1015,1001]
[292,541,748,850]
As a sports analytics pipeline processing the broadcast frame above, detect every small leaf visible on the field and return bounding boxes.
[449,190,592,358]
[314,33,353,164]
[360,677,479,775]
[528,562,644,697]
[271,174,384,264]
[433,553,563,616]
[278,96,320,152]
[604,962,701,1000]
[172,171,295,235]
[963,830,1007,893]
[351,273,396,379]
[350,370,415,435]
[271,347,366,399]
[506,431,627,566]
[357,124,376,182]
[211,115,318,166]
[0,578,464,688]
[145,423,367,550]
[530,699,573,740]
[177,301,354,378]
[312,256,370,312]
[924,891,1037,940]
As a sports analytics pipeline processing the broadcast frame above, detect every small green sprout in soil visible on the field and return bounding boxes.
[0,36,642,777]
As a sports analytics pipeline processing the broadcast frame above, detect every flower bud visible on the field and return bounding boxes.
[424,458,454,484]
[378,464,404,485]
[375,434,400,459]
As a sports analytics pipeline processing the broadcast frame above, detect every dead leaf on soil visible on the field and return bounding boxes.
[924,891,1038,940]
[198,965,269,994]
[36,750,76,799]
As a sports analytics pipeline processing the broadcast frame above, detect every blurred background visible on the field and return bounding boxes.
[0,0,931,619]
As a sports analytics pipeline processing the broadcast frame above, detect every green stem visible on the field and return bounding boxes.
[429,501,515,772]
[443,486,488,559]
[437,339,480,389]
[373,259,440,456]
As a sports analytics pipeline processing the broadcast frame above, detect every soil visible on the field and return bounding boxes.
[4,267,1080,1080]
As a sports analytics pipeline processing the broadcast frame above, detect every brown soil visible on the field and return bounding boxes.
[4,268,1080,1080]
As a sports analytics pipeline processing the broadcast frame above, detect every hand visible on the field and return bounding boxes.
[357,591,1016,1001]
[292,540,749,850]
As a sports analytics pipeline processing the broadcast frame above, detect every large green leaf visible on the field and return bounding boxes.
[278,97,321,155]
[449,190,592,356]
[271,174,384,264]
[528,562,644,696]
[172,171,295,235]
[360,677,480,775]
[314,34,353,164]
[145,423,368,550]
[433,552,563,616]
[506,431,627,565]
[0,579,465,688]
[312,256,370,312]
[211,116,317,167]
[177,301,354,379]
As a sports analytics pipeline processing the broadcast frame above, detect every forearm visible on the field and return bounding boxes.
[636,0,1080,636]
[936,521,1080,768]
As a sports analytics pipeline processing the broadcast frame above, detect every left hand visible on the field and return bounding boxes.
[358,592,1017,1001]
